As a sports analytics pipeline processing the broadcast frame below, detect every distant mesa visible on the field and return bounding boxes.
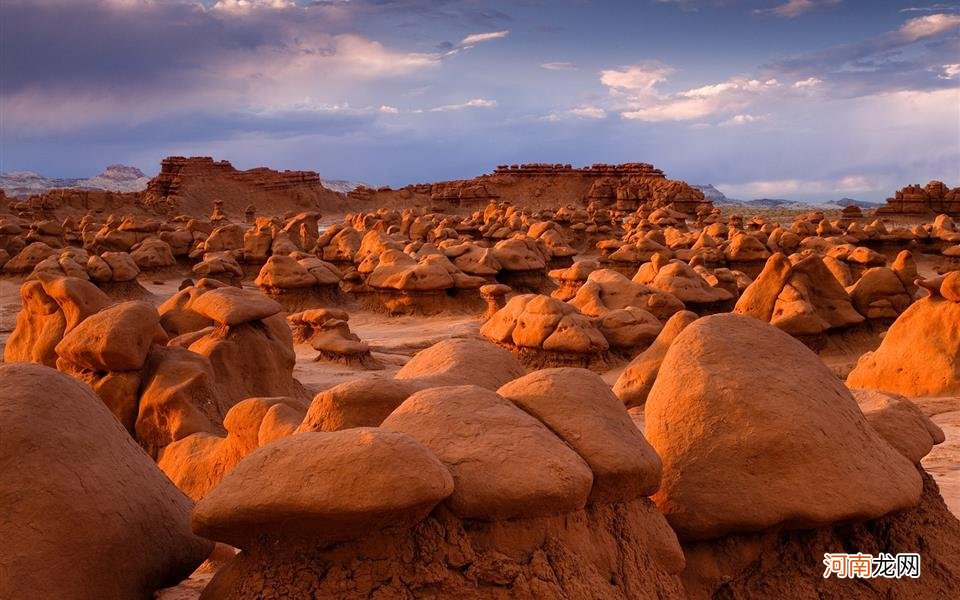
[876,181,960,217]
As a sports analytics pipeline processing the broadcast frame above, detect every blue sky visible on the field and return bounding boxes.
[1,0,958,201]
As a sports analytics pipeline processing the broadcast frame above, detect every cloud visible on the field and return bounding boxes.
[900,4,960,13]
[619,76,781,122]
[793,76,823,88]
[213,0,295,12]
[600,62,674,91]
[429,98,497,112]
[719,114,764,126]
[379,105,399,114]
[543,105,607,121]
[715,174,884,198]
[0,0,453,135]
[940,63,960,79]
[541,62,577,71]
[460,30,509,45]
[898,13,960,41]
[755,0,841,18]
[763,12,960,97]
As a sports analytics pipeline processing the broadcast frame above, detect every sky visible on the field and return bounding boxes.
[1,0,958,201]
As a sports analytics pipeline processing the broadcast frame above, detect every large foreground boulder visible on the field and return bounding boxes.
[0,364,211,599]
[381,385,594,521]
[645,314,921,541]
[192,428,453,549]
[498,368,662,503]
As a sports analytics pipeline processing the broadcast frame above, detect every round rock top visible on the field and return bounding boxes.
[0,363,211,600]
[645,313,922,541]
[55,300,166,371]
[394,338,525,390]
[498,367,662,503]
[381,385,593,521]
[192,428,453,549]
[189,286,283,326]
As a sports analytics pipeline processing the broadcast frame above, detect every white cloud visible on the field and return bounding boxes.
[212,0,295,12]
[793,76,823,88]
[755,0,841,18]
[541,62,578,71]
[429,98,497,112]
[379,105,399,114]
[719,114,763,126]
[460,31,509,45]
[898,13,960,41]
[600,62,674,91]
[619,77,781,122]
[939,64,960,79]
[544,105,607,121]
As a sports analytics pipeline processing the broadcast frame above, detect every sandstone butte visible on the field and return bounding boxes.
[1,160,959,599]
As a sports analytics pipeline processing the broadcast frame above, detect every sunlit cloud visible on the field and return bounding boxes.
[460,30,509,45]
[429,98,497,112]
[754,0,841,18]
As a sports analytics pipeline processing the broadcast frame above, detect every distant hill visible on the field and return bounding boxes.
[320,179,369,193]
[692,184,734,204]
[822,197,882,208]
[0,165,150,197]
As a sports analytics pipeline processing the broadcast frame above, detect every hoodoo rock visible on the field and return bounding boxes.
[734,252,864,338]
[381,385,595,521]
[847,295,960,396]
[613,310,700,407]
[0,364,211,600]
[192,428,454,548]
[498,368,662,502]
[852,388,945,464]
[645,314,921,541]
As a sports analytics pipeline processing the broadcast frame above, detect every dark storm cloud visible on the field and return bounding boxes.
[0,1,297,95]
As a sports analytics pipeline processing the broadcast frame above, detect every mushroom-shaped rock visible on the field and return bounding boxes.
[297,377,425,433]
[613,310,699,408]
[570,268,684,321]
[192,428,454,549]
[394,337,524,390]
[597,307,662,349]
[635,258,733,308]
[498,368,662,503]
[101,251,141,281]
[130,237,176,270]
[734,253,864,337]
[55,300,166,372]
[847,266,913,319]
[847,296,960,396]
[852,388,945,464]
[190,286,282,326]
[381,385,593,521]
[481,294,610,362]
[254,254,317,289]
[0,364,211,599]
[645,314,921,541]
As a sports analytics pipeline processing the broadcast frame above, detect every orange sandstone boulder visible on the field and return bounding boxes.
[498,368,662,502]
[847,296,960,396]
[852,388,945,464]
[645,314,921,541]
[0,364,211,600]
[381,385,594,521]
[613,310,699,408]
[192,428,454,548]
